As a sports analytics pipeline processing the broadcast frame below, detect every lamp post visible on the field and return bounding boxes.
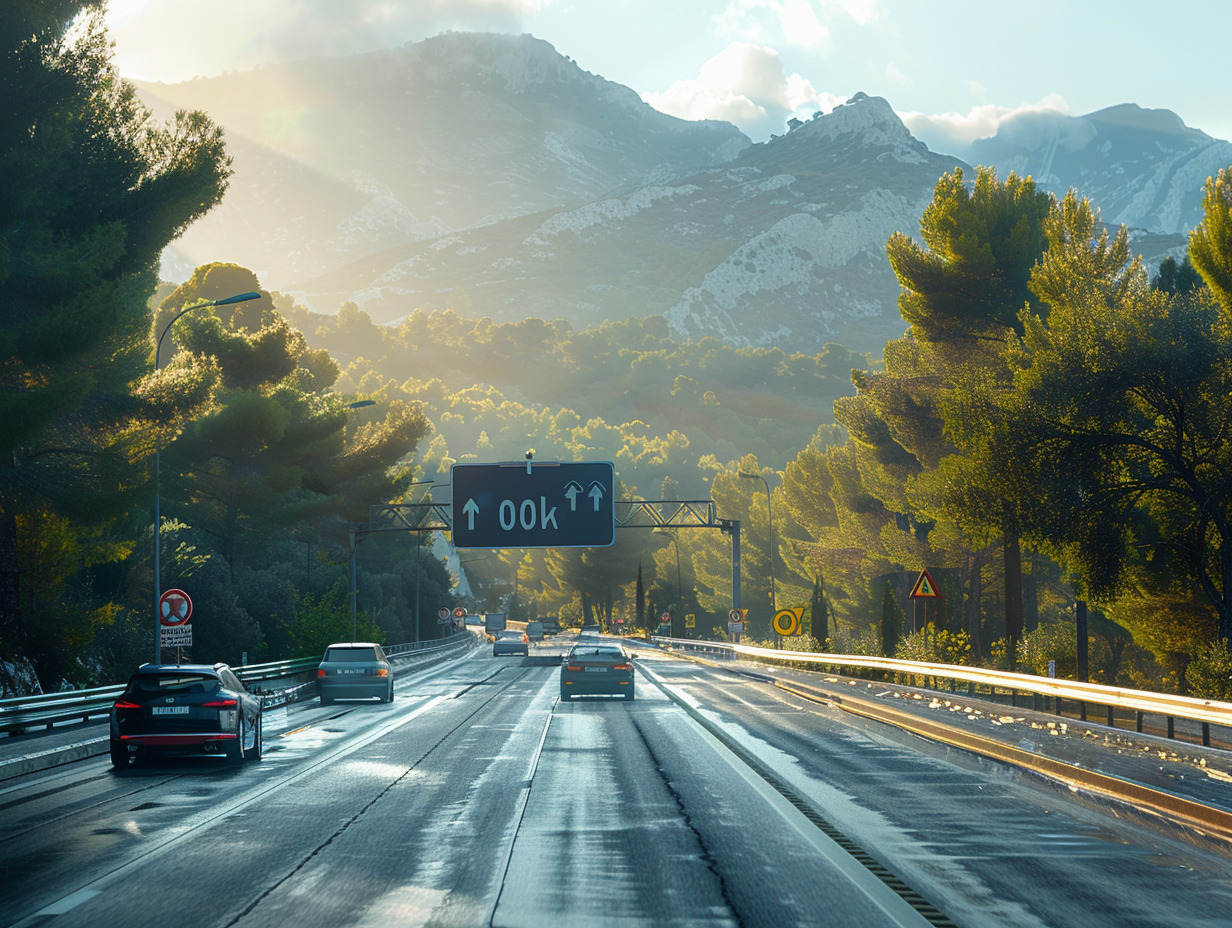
[348,523,368,641]
[653,527,685,633]
[739,470,777,644]
[152,291,260,663]
[406,479,433,643]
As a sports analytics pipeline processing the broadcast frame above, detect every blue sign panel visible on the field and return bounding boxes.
[451,461,616,548]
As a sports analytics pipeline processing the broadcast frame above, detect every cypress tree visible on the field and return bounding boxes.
[880,582,903,657]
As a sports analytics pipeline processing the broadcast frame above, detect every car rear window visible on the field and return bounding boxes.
[129,674,218,695]
[497,630,523,638]
[571,647,624,659]
[325,647,379,662]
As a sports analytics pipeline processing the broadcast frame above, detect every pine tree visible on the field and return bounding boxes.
[0,4,230,669]
[810,575,829,647]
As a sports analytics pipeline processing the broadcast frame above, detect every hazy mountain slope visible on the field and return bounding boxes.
[139,32,750,283]
[298,93,968,354]
[966,104,1232,234]
[139,31,1223,358]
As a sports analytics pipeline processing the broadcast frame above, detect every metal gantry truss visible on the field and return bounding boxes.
[369,499,731,532]
[365,499,741,611]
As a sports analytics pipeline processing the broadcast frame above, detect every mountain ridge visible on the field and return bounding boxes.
[139,32,1220,357]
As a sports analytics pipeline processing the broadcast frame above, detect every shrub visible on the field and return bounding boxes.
[1185,640,1232,701]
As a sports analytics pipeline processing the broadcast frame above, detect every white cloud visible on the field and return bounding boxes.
[899,93,1071,154]
[825,0,881,27]
[645,42,841,140]
[884,62,909,87]
[715,0,881,49]
[779,0,829,47]
[106,0,549,81]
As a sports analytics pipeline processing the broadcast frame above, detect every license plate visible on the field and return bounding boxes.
[151,706,190,715]
[584,667,608,673]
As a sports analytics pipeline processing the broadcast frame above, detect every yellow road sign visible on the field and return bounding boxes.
[773,607,803,636]
[685,613,696,629]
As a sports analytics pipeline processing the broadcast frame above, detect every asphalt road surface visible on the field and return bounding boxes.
[2,643,1230,928]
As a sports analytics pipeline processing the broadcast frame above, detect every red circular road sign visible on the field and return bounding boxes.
[452,606,466,618]
[661,612,671,623]
[438,608,450,620]
[159,589,193,626]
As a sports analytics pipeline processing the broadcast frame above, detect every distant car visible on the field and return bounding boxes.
[542,618,562,634]
[560,643,634,700]
[109,662,263,767]
[525,620,545,641]
[493,629,529,656]
[579,623,601,637]
[317,642,394,704]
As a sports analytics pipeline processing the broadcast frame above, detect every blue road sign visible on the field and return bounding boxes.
[451,461,615,548]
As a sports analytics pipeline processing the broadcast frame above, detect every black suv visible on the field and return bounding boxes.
[110,663,263,767]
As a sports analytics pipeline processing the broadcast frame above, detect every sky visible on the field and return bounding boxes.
[102,0,1232,153]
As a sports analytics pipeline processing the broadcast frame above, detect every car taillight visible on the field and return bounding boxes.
[376,668,388,676]
[613,663,632,670]
[203,698,237,708]
[566,664,582,671]
[113,699,140,710]
[317,669,326,677]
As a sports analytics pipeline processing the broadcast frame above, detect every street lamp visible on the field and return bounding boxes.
[342,399,381,641]
[739,470,777,641]
[406,479,434,643]
[348,523,368,641]
[653,527,685,632]
[152,290,260,663]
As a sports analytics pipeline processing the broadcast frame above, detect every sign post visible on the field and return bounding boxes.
[451,461,615,549]
[158,588,193,654]
[727,607,746,642]
[909,568,941,639]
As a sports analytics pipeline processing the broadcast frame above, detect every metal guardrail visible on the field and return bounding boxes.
[0,631,478,735]
[652,637,1232,745]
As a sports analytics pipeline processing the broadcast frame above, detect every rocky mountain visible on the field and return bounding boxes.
[299,92,966,353]
[964,104,1232,235]
[140,32,1225,358]
[140,32,750,284]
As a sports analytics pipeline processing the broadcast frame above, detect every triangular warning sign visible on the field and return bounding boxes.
[909,568,940,599]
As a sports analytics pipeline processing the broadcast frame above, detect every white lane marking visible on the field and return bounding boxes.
[35,889,101,915]
[9,694,452,928]
[638,663,932,928]
[486,701,555,925]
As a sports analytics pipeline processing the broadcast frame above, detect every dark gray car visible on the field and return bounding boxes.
[317,642,394,704]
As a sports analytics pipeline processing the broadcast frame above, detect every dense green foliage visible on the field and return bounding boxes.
[4,5,1231,700]
[0,2,230,682]
[286,303,861,497]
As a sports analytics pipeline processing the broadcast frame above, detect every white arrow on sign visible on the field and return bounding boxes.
[564,481,583,511]
[588,481,605,511]
[463,498,480,529]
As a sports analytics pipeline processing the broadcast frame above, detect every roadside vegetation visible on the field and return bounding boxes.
[2,5,1231,702]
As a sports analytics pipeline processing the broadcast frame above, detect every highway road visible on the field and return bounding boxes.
[2,640,1230,927]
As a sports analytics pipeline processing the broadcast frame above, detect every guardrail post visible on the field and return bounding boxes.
[1136,712,1143,733]
[1011,689,1018,708]
[1203,723,1211,747]
[1167,716,1175,739]
[1106,705,1115,728]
